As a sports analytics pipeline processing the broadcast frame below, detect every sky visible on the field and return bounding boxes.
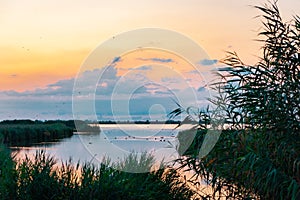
[0,0,299,121]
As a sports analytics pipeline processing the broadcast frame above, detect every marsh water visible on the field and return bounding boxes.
[10,124,186,166]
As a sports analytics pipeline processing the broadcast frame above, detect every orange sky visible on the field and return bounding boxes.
[1,0,299,91]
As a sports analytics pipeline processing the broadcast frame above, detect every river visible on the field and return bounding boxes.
[10,124,186,169]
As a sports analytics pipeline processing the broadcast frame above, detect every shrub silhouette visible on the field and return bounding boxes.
[173,2,300,199]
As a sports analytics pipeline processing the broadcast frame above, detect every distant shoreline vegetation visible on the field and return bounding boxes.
[0,119,180,146]
[97,119,181,124]
[0,121,73,146]
[0,119,181,125]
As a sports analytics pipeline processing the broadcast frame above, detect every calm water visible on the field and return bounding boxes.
[11,124,186,166]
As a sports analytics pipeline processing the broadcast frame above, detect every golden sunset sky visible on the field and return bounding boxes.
[1,0,299,92]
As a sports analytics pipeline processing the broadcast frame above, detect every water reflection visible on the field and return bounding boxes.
[11,124,182,167]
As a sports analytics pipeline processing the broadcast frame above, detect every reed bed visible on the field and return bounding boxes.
[0,147,195,200]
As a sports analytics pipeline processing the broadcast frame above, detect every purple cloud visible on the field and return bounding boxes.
[199,59,218,66]
[137,57,174,63]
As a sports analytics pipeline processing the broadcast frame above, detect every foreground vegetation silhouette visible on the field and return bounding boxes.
[173,2,299,199]
[0,149,195,200]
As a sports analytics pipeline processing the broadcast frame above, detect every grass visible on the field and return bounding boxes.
[0,144,17,199]
[0,148,195,200]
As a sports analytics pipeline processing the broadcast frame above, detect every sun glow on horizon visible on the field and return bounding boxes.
[1,0,299,93]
